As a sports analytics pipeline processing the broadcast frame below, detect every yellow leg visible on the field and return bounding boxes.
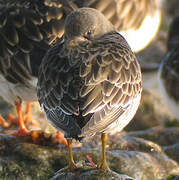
[97,133,109,170]
[67,139,77,172]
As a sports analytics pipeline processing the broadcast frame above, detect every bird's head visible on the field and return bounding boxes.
[64,7,115,46]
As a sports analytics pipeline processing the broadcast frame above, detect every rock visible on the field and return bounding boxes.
[125,91,170,132]
[127,126,179,164]
[50,165,135,180]
[108,150,179,180]
[166,175,179,180]
[127,126,179,146]
[163,143,179,163]
[0,133,178,180]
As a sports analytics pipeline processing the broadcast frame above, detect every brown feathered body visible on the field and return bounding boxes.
[37,8,142,139]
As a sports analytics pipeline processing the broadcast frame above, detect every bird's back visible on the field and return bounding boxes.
[37,31,142,139]
[0,0,66,85]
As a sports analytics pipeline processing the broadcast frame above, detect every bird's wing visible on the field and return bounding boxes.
[79,33,142,135]
[115,0,157,30]
[74,0,158,30]
[37,41,82,138]
[0,0,66,86]
[37,32,142,138]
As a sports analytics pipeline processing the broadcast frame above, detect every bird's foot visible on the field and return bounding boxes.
[52,131,68,146]
[29,130,43,142]
[69,161,78,172]
[0,114,11,128]
[11,129,43,142]
[6,114,18,124]
[11,127,29,136]
[97,160,110,171]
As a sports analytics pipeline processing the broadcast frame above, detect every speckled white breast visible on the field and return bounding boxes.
[0,74,38,105]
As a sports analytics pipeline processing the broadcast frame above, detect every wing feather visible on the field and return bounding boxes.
[75,0,158,30]
[37,32,142,138]
[80,33,142,136]
[0,0,69,86]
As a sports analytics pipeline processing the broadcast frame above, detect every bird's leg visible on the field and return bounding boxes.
[7,114,18,124]
[12,98,29,136]
[67,139,77,172]
[0,114,10,128]
[97,133,109,170]
[24,102,39,126]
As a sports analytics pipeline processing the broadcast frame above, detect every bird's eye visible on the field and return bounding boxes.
[87,30,91,36]
[84,30,92,39]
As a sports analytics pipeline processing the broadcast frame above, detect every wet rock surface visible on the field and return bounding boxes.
[128,126,179,147]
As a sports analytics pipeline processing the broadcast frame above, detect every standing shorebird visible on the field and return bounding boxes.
[37,7,142,171]
[74,0,162,53]
[158,16,179,121]
[0,0,76,144]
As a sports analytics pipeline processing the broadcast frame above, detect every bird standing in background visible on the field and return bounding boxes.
[37,7,142,171]
[158,16,179,121]
[74,0,161,53]
[0,0,76,145]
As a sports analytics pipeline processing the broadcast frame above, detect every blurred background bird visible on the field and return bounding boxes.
[0,0,79,145]
[158,16,179,122]
[74,0,162,53]
[37,7,142,171]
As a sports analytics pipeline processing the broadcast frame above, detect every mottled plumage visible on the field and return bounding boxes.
[158,16,179,121]
[37,8,142,140]
[0,0,75,140]
[0,0,70,104]
[74,0,161,52]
